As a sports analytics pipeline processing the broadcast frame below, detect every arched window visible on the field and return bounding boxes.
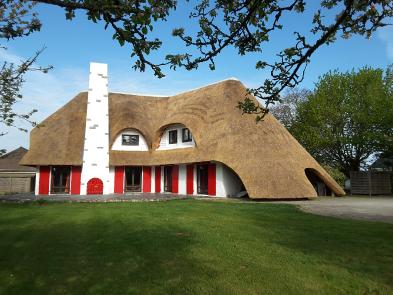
[111,129,149,151]
[156,124,195,150]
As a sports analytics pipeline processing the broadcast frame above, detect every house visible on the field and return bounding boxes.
[0,147,36,194]
[20,63,345,199]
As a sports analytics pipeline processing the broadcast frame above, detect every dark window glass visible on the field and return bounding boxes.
[124,166,142,192]
[182,128,192,142]
[168,130,177,144]
[50,166,71,194]
[122,134,139,146]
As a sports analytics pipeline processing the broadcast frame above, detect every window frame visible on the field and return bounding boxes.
[122,134,140,146]
[182,128,192,143]
[168,129,178,144]
[50,166,71,194]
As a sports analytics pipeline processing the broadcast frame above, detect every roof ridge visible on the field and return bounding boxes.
[108,77,241,98]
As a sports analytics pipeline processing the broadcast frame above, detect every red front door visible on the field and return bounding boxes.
[87,178,103,194]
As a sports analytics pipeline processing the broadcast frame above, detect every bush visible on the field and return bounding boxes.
[322,164,346,188]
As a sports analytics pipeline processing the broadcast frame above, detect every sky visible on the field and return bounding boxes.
[1,2,392,152]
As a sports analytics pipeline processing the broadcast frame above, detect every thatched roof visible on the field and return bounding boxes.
[0,147,36,173]
[20,79,345,198]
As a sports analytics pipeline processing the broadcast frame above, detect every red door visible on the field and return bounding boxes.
[186,164,194,195]
[143,166,151,193]
[71,166,82,194]
[172,165,179,194]
[38,166,50,195]
[114,166,124,194]
[87,178,103,194]
[208,163,216,196]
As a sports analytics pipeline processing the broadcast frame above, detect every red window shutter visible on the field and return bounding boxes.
[155,166,161,193]
[186,164,194,195]
[114,166,125,194]
[38,166,50,195]
[172,165,179,193]
[143,166,151,193]
[208,163,216,196]
[71,166,82,194]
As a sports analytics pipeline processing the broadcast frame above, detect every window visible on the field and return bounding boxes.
[122,134,139,146]
[51,166,70,194]
[168,130,178,144]
[182,128,192,142]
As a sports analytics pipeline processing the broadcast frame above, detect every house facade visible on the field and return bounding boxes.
[20,63,345,199]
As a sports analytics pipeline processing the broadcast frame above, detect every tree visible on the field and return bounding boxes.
[1,0,392,144]
[2,1,393,114]
[290,66,393,177]
[269,88,311,129]
[0,1,52,154]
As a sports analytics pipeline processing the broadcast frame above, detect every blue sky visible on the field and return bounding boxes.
[1,2,393,152]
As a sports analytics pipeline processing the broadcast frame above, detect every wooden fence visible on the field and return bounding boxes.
[350,171,392,195]
[0,175,34,194]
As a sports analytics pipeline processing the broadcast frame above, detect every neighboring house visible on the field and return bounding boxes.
[0,147,36,194]
[20,63,345,199]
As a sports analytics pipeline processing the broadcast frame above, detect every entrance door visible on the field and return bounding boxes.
[50,166,71,194]
[125,166,142,192]
[164,166,173,192]
[197,164,208,194]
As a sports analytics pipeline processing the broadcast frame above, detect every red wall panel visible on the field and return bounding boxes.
[143,166,151,193]
[38,166,50,195]
[172,165,179,194]
[71,166,82,195]
[155,166,161,193]
[208,163,216,196]
[186,164,194,195]
[114,166,125,194]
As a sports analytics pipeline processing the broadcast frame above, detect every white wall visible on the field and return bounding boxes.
[80,63,111,195]
[151,166,155,192]
[193,164,197,195]
[157,124,195,150]
[111,129,149,151]
[216,163,244,198]
[160,166,164,193]
[216,163,225,198]
[178,164,187,195]
[34,168,40,195]
[108,166,115,194]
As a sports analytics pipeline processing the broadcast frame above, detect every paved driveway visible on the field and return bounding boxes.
[287,196,393,224]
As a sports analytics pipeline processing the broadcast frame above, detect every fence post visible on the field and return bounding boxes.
[368,170,372,197]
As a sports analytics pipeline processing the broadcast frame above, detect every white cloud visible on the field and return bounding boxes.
[0,49,88,152]
[378,25,393,62]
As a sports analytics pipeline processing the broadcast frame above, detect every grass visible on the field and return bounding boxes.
[0,199,392,295]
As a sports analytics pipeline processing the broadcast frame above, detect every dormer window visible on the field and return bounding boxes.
[182,128,192,142]
[122,134,139,146]
[157,124,195,150]
[168,130,178,144]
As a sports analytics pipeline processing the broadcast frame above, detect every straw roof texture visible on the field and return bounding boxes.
[21,79,345,199]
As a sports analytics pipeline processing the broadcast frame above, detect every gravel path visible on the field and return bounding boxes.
[282,196,393,224]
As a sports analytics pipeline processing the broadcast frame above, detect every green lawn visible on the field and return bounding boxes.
[0,200,392,295]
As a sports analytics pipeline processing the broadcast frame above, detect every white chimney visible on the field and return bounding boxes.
[80,62,111,195]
